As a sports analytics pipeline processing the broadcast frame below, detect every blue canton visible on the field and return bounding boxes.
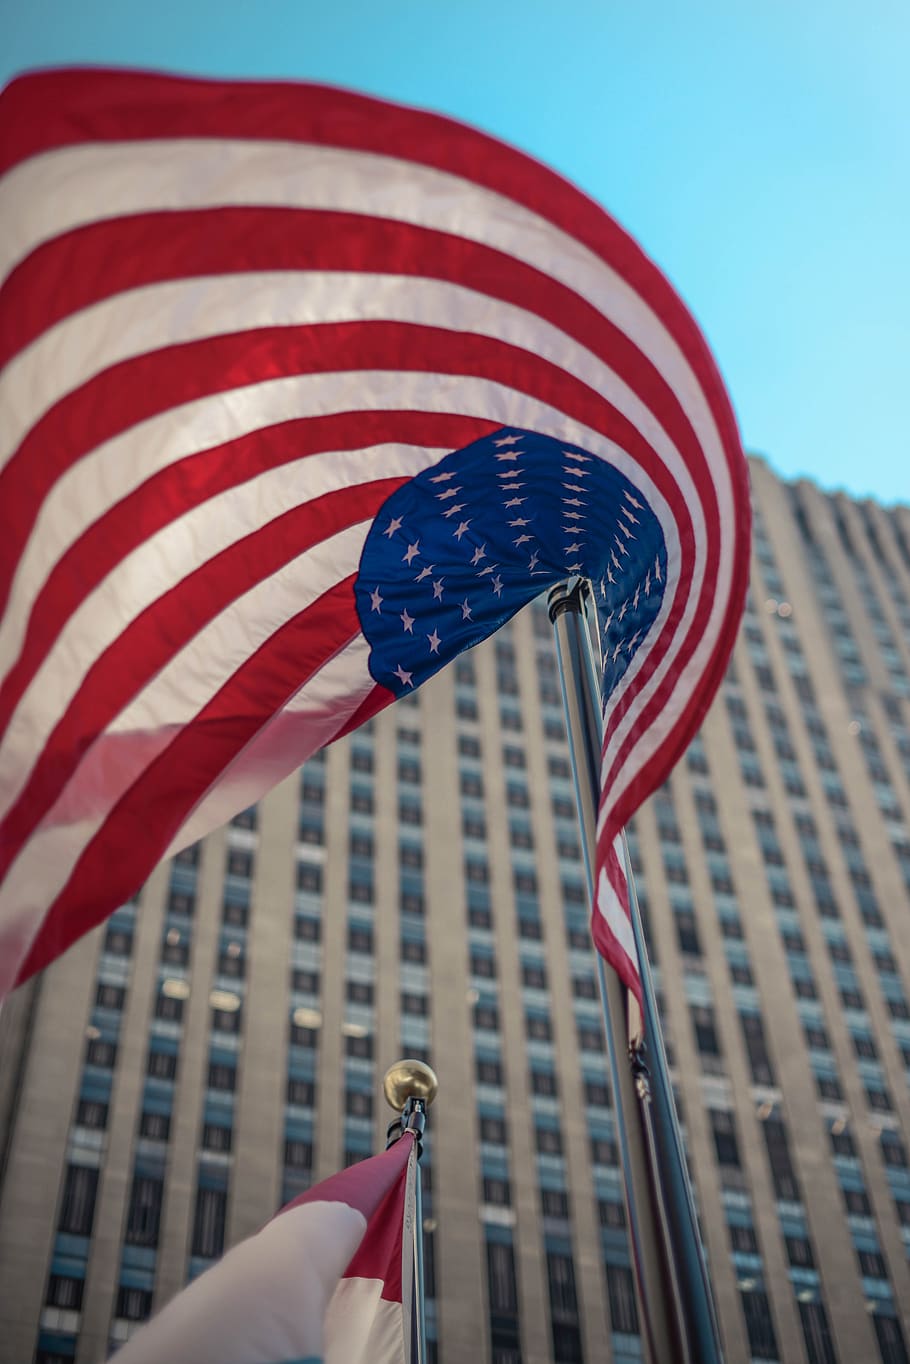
[354,428,667,699]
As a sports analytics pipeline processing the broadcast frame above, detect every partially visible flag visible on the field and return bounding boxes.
[112,1132,416,1364]
[0,68,750,999]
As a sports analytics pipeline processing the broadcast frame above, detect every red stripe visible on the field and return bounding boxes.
[0,69,742,556]
[0,321,713,768]
[13,575,364,984]
[0,480,401,883]
[3,321,715,866]
[0,410,493,743]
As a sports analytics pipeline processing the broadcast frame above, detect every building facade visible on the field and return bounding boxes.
[2,459,910,1364]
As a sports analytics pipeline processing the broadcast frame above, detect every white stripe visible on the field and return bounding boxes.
[596,856,637,966]
[1,266,718,489]
[162,633,374,856]
[0,139,731,512]
[0,435,433,815]
[325,1277,406,1364]
[1,320,699,691]
[0,522,369,907]
[110,1198,367,1364]
[1,375,688,831]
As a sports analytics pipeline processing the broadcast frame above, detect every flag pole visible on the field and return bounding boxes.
[548,578,723,1364]
[384,1058,438,1364]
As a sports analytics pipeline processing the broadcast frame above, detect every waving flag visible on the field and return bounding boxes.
[113,1132,417,1364]
[0,68,750,998]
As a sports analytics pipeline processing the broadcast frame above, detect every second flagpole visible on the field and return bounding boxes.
[548,577,723,1364]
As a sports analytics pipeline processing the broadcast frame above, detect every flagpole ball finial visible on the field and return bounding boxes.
[383,1059,439,1112]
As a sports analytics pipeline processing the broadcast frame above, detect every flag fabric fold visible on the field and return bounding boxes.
[0,68,750,999]
[112,1132,417,1364]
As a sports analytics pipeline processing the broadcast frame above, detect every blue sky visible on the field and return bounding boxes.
[3,1,907,503]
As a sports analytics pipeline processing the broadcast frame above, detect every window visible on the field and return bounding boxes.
[741,1288,779,1360]
[786,1236,815,1268]
[522,962,547,989]
[95,983,125,1010]
[486,1240,518,1314]
[58,1164,98,1236]
[345,1091,373,1118]
[692,1006,721,1056]
[480,1116,507,1144]
[762,1117,799,1201]
[710,1109,740,1167]
[345,1033,373,1059]
[147,1050,177,1080]
[605,1265,638,1334]
[192,1187,227,1258]
[208,1061,236,1090]
[348,925,374,953]
[798,1299,837,1364]
[46,1274,84,1310]
[103,927,132,956]
[125,1175,163,1246]
[729,1223,758,1253]
[116,1286,152,1321]
[202,1123,233,1152]
[140,1111,170,1140]
[287,1077,315,1106]
[546,1251,579,1321]
[584,1079,610,1107]
[541,1189,569,1218]
[284,1139,312,1169]
[296,863,323,893]
[295,915,321,942]
[476,1058,503,1086]
[483,1176,511,1205]
[76,1099,108,1130]
[535,1127,563,1155]
[531,1069,558,1097]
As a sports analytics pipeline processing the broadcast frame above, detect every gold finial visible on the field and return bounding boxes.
[383,1059,439,1111]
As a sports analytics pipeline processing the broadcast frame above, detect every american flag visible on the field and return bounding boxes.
[0,68,750,999]
[113,1131,417,1363]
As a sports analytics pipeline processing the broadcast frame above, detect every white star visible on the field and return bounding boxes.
[612,642,622,662]
[461,599,473,620]
[491,574,503,597]
[618,600,628,621]
[614,537,630,556]
[497,469,524,479]
[471,545,487,566]
[509,517,530,528]
[528,551,541,572]
[437,487,462,501]
[416,565,434,582]
[602,612,614,632]
[479,565,495,577]
[430,470,457,483]
[618,520,634,540]
[384,516,403,538]
[432,579,444,601]
[495,451,522,462]
[394,664,414,687]
[493,433,523,446]
[564,484,588,494]
[504,497,525,508]
[401,609,415,633]
[565,541,582,554]
[562,497,584,507]
[500,482,524,491]
[370,587,383,613]
[514,534,533,547]
[606,566,615,584]
[427,630,441,654]
[403,541,420,565]
[610,551,622,571]
[442,504,465,518]
[626,631,641,652]
[621,506,640,525]
[564,450,591,462]
[624,490,644,509]
[565,466,591,478]
[453,520,471,540]
[653,556,662,582]
[566,562,582,572]
[633,586,641,609]
[563,510,584,521]
[644,571,652,595]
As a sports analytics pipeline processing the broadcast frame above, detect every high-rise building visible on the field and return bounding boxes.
[3,458,910,1364]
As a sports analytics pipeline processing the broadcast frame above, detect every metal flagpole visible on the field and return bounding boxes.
[548,578,724,1364]
[384,1058,439,1364]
